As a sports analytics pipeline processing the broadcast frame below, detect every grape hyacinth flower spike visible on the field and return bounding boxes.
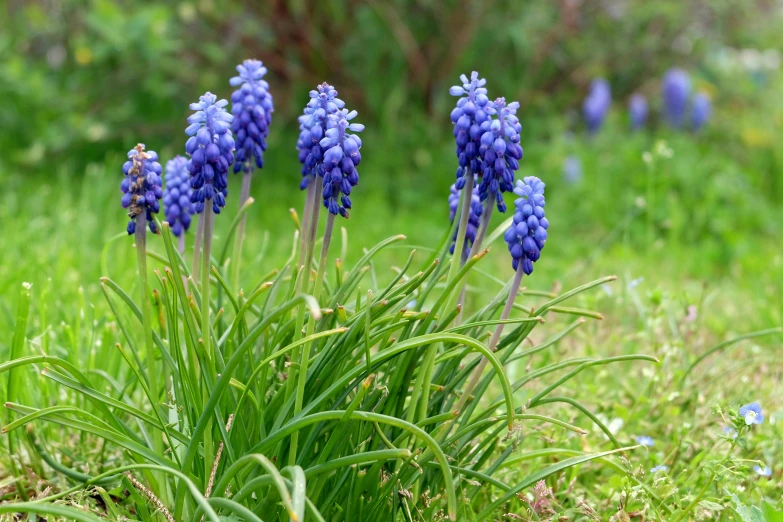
[455,175,548,416]
[319,108,364,217]
[449,71,490,190]
[691,92,711,132]
[448,184,482,261]
[162,156,194,240]
[479,97,523,213]
[297,83,345,190]
[662,68,691,128]
[583,79,611,133]
[230,59,273,175]
[505,176,548,275]
[121,143,163,235]
[629,93,648,130]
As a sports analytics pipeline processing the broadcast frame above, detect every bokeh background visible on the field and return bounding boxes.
[1,0,782,328]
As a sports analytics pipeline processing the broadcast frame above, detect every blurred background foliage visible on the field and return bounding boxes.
[1,0,782,290]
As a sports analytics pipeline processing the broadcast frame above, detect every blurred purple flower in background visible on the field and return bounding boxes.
[691,92,712,131]
[629,93,648,130]
[662,68,691,128]
[563,155,583,184]
[583,78,611,133]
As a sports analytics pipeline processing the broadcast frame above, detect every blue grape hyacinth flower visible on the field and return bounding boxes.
[583,79,611,133]
[504,176,547,274]
[629,93,648,130]
[318,109,364,217]
[162,156,194,237]
[740,402,764,426]
[478,98,523,212]
[448,184,482,260]
[691,92,711,131]
[185,92,235,214]
[297,83,345,189]
[450,71,491,190]
[636,435,655,447]
[121,144,163,235]
[230,59,274,173]
[662,68,691,128]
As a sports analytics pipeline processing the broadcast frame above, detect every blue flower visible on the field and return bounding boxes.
[739,402,764,426]
[662,68,691,128]
[503,176,547,274]
[478,97,523,212]
[230,59,274,173]
[450,72,491,191]
[629,93,648,130]
[754,465,773,477]
[636,436,655,447]
[448,184,482,260]
[318,108,364,217]
[162,156,194,237]
[691,92,711,131]
[185,92,235,214]
[651,465,669,473]
[723,426,738,439]
[563,155,582,184]
[297,83,345,189]
[121,144,163,235]
[582,79,611,133]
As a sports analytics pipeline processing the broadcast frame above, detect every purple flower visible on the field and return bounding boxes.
[448,184,482,260]
[651,465,669,473]
[162,156,194,237]
[185,92,235,214]
[583,79,611,133]
[563,155,582,184]
[450,72,491,190]
[477,97,523,212]
[230,59,274,174]
[121,144,163,235]
[503,176,547,274]
[691,92,711,131]
[629,93,648,130]
[662,68,691,128]
[318,108,364,217]
[636,435,655,447]
[297,83,345,189]
[739,402,764,426]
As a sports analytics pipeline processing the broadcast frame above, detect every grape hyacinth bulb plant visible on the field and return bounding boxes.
[583,78,611,133]
[162,155,194,252]
[229,59,273,286]
[691,91,712,132]
[320,108,364,218]
[662,68,691,128]
[629,93,648,130]
[456,175,547,415]
[448,183,482,261]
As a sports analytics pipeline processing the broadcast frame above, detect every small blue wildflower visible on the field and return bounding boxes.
[636,435,655,447]
[754,465,773,477]
[297,83,345,189]
[662,68,691,128]
[450,72,491,190]
[185,92,235,214]
[563,155,582,184]
[582,79,611,133]
[651,465,669,473]
[478,97,523,212]
[318,109,364,217]
[503,176,547,274]
[691,92,711,131]
[448,184,482,260]
[230,59,274,173]
[739,402,764,426]
[121,144,163,235]
[723,426,738,439]
[162,156,194,237]
[629,93,648,130]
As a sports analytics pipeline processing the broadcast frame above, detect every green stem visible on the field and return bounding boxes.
[200,203,215,484]
[290,211,335,466]
[192,212,203,282]
[231,171,252,291]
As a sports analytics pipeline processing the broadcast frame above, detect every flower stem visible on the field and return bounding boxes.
[178,233,185,255]
[192,213,203,282]
[231,172,252,291]
[199,202,216,488]
[298,182,315,270]
[290,211,335,466]
[456,192,495,321]
[454,262,524,417]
